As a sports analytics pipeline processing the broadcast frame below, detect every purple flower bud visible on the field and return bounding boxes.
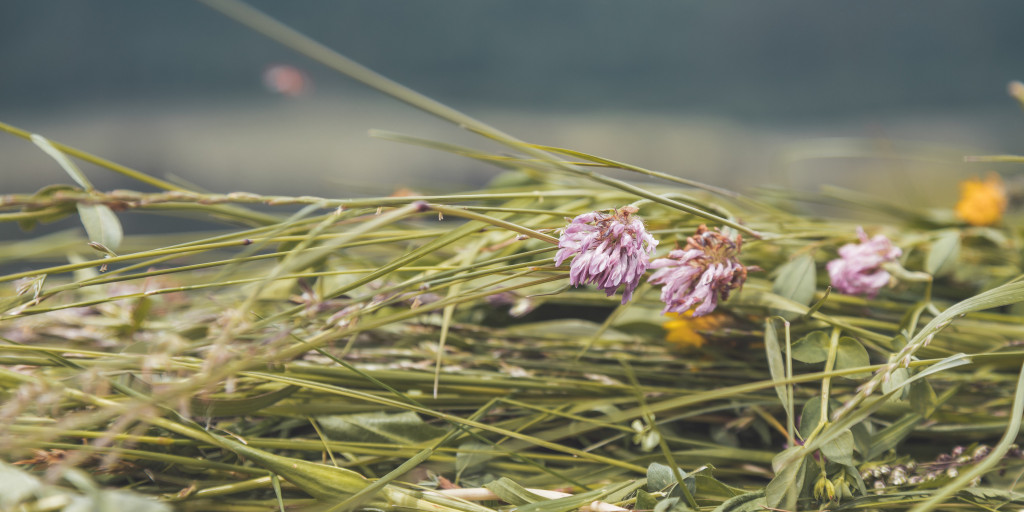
[554,206,657,303]
[648,225,755,317]
[826,227,902,297]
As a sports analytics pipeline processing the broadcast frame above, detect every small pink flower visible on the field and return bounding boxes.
[648,225,755,317]
[826,227,902,297]
[554,206,658,303]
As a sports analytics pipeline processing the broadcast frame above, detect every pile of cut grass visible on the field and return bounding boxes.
[3,1,1024,511]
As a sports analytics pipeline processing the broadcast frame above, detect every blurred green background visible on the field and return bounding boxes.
[2,1,1023,207]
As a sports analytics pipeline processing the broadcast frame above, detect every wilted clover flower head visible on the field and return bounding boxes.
[554,206,657,303]
[648,225,754,317]
[826,227,901,297]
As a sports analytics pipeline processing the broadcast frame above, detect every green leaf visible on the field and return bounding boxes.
[771,254,817,320]
[851,420,874,457]
[456,440,491,479]
[803,362,964,464]
[0,462,44,510]
[647,462,681,491]
[66,490,172,512]
[605,480,648,505]
[819,429,855,466]
[0,462,171,512]
[711,490,766,512]
[881,367,911,401]
[835,337,871,379]
[762,319,791,420]
[77,203,123,251]
[483,477,545,506]
[635,489,658,511]
[765,452,807,510]
[909,375,939,416]
[799,397,825,441]
[30,134,94,190]
[710,425,739,448]
[653,497,682,512]
[790,330,829,364]
[129,296,153,334]
[317,411,448,445]
[926,230,961,276]
[891,332,908,352]
[647,462,696,499]
[693,474,744,500]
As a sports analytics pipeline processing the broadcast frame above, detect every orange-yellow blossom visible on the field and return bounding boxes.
[662,310,727,350]
[955,173,1007,226]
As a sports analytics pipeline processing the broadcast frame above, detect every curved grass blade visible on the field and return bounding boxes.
[907,361,1024,512]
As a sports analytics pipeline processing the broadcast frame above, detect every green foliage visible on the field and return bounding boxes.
[2,3,1024,512]
[771,253,817,320]
[925,230,961,276]
[0,462,171,512]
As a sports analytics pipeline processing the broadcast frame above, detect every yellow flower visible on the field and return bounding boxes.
[955,173,1007,226]
[662,310,726,350]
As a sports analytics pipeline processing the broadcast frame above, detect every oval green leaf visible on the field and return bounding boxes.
[771,254,817,320]
[819,428,855,465]
[835,336,871,379]
[790,330,829,364]
[30,134,94,190]
[77,203,123,251]
[925,230,961,276]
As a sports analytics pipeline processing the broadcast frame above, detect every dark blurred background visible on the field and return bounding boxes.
[2,1,1024,208]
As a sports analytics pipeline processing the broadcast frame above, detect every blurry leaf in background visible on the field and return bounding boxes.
[65,490,172,512]
[505,319,633,342]
[771,254,817,320]
[0,462,43,510]
[925,230,961,277]
[0,462,170,512]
